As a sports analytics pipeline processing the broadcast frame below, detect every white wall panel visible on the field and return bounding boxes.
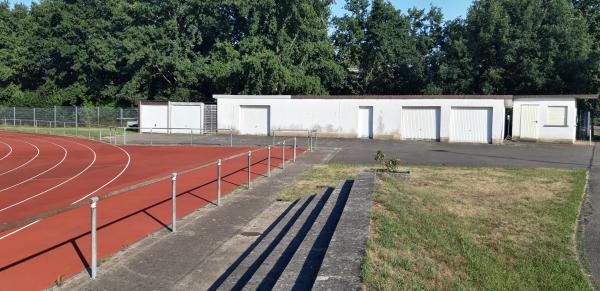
[450,107,492,143]
[171,103,203,134]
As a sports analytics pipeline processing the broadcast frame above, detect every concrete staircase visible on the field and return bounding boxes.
[209,173,374,291]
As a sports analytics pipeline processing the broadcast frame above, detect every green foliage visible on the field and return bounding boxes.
[374,150,385,163]
[374,150,401,172]
[0,0,598,107]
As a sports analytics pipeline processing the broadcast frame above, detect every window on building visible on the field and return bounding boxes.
[546,106,567,126]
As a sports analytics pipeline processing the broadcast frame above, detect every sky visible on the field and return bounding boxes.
[331,0,473,20]
[9,0,473,20]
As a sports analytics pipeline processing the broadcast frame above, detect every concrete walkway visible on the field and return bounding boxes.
[581,143,600,287]
[56,148,339,290]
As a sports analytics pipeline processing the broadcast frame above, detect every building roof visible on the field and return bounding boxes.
[514,94,598,99]
[292,95,512,100]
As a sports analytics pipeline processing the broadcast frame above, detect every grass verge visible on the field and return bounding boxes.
[278,164,590,289]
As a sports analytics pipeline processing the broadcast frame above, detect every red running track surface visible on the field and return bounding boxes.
[0,131,300,290]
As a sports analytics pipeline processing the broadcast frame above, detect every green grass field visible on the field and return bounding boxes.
[281,164,590,290]
[0,125,122,141]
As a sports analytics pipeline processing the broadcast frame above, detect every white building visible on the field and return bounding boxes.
[139,101,205,134]
[214,94,597,144]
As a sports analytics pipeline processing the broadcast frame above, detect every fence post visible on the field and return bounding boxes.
[230,130,233,147]
[150,128,153,145]
[33,108,36,128]
[63,122,66,136]
[97,107,100,126]
[171,173,177,232]
[217,159,222,206]
[190,128,193,145]
[123,127,127,145]
[293,137,297,162]
[75,106,78,136]
[54,106,57,127]
[589,111,592,146]
[13,107,15,126]
[90,197,99,279]
[247,151,252,189]
[99,128,102,142]
[267,145,271,177]
[282,140,286,169]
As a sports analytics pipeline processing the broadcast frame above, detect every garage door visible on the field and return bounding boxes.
[450,107,492,143]
[240,105,270,135]
[171,104,202,134]
[402,107,440,140]
[140,104,168,133]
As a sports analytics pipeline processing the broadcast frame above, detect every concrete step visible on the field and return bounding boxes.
[272,180,354,291]
[211,189,329,291]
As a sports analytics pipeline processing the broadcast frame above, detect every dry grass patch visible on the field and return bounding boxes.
[277,163,368,201]
[364,166,589,290]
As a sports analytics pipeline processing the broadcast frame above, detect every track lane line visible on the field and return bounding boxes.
[0,140,68,193]
[0,140,97,214]
[0,140,40,177]
[0,141,13,161]
[0,140,130,240]
[71,144,131,204]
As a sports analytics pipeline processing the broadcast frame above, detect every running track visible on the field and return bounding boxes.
[0,131,299,290]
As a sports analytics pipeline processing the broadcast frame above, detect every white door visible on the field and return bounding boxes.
[402,107,440,140]
[520,105,539,140]
[140,104,168,133]
[450,107,492,143]
[358,106,373,139]
[240,106,270,135]
[171,104,202,134]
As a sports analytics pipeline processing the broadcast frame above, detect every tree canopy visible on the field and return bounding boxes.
[0,0,598,106]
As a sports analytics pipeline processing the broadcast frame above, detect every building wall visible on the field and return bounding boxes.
[215,96,506,144]
[512,97,576,143]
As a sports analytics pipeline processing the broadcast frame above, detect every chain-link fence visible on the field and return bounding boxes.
[0,106,139,128]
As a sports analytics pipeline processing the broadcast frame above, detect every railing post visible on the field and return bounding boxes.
[90,197,99,279]
[267,145,271,177]
[75,106,78,136]
[13,106,15,126]
[150,128,153,145]
[282,140,286,169]
[54,106,57,126]
[230,130,233,147]
[247,151,252,189]
[293,137,297,162]
[33,108,36,128]
[217,159,222,206]
[123,127,127,145]
[190,128,193,145]
[171,173,177,232]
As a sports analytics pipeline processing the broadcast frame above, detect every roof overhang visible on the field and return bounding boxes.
[514,94,598,100]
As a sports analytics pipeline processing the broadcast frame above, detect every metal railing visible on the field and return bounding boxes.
[0,136,301,280]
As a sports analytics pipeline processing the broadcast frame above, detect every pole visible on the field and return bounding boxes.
[171,173,177,232]
[99,128,102,142]
[247,151,252,189]
[54,106,57,127]
[33,108,36,128]
[589,111,592,146]
[97,107,100,126]
[267,145,271,177]
[190,128,193,145]
[13,106,15,126]
[90,197,98,279]
[282,140,286,169]
[75,106,78,136]
[230,130,233,147]
[217,159,222,206]
[123,127,127,145]
[293,137,297,162]
[150,128,153,145]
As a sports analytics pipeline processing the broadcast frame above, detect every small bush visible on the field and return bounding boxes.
[374,150,401,173]
[374,150,385,163]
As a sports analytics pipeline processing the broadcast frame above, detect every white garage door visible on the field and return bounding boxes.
[358,106,373,139]
[240,106,270,135]
[402,107,440,140]
[140,104,168,133]
[450,107,492,143]
[171,104,203,134]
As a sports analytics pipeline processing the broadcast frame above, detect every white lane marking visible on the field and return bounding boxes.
[0,219,40,240]
[0,140,40,176]
[0,140,68,193]
[0,140,97,213]
[71,144,131,204]
[0,141,13,161]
